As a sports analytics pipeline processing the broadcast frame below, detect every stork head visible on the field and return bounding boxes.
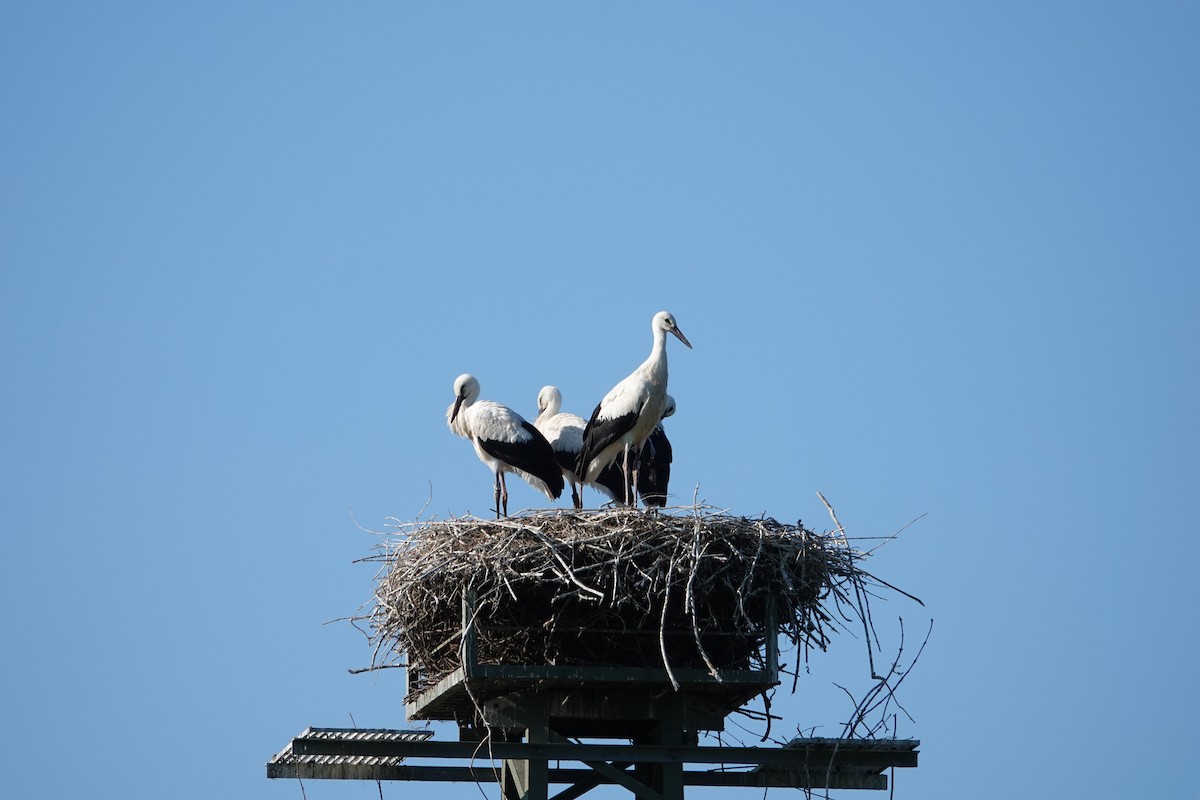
[449,373,480,425]
[654,310,693,349]
[536,385,562,417]
[662,394,677,420]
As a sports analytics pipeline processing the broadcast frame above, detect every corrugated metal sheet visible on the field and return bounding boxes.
[267,727,433,779]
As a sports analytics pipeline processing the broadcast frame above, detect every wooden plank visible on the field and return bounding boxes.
[407,671,775,723]
[404,666,468,718]
[481,691,727,733]
[468,663,773,685]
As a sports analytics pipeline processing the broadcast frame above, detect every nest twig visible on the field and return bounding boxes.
[359,505,910,703]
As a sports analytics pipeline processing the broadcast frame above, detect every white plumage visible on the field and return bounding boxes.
[577,311,692,506]
[534,385,625,508]
[447,373,564,518]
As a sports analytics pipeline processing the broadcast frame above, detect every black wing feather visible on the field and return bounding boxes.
[576,404,639,478]
[593,461,630,503]
[636,425,673,507]
[479,422,565,498]
[553,449,578,475]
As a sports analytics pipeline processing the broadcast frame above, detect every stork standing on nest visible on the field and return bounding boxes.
[534,385,626,509]
[447,373,564,518]
[577,311,692,506]
[636,393,675,508]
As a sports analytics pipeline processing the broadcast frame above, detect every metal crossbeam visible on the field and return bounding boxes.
[288,732,919,770]
[267,763,892,790]
[268,728,916,791]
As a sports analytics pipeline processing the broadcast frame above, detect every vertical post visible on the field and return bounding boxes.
[501,761,523,800]
[461,589,478,678]
[524,694,550,800]
[764,594,779,683]
[501,694,549,800]
[632,694,685,800]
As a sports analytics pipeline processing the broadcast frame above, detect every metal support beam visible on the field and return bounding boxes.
[268,763,891,790]
[289,733,919,769]
[269,729,912,790]
[548,763,632,800]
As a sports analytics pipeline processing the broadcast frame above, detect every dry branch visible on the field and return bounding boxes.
[358,505,916,706]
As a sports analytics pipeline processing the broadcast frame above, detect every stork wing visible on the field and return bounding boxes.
[478,422,565,499]
[591,461,630,503]
[576,404,638,479]
[637,425,673,507]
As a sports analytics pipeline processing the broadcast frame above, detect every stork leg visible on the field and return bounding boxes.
[493,472,502,519]
[622,444,633,505]
[500,471,509,517]
[570,480,581,510]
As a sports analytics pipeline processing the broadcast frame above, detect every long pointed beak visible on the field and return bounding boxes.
[671,326,693,349]
[450,394,465,424]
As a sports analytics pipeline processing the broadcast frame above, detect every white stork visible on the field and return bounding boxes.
[534,385,626,509]
[447,373,564,518]
[636,394,675,508]
[576,311,692,506]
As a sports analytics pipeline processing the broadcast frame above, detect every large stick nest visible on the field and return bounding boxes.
[363,507,894,700]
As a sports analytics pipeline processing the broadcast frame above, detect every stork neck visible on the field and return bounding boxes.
[646,323,671,369]
[650,324,669,360]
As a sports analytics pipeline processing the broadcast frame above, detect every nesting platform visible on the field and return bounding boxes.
[404,588,781,727]
[267,508,921,797]
[370,509,863,698]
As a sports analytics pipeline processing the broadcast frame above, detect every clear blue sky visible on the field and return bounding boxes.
[3,3,1197,799]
